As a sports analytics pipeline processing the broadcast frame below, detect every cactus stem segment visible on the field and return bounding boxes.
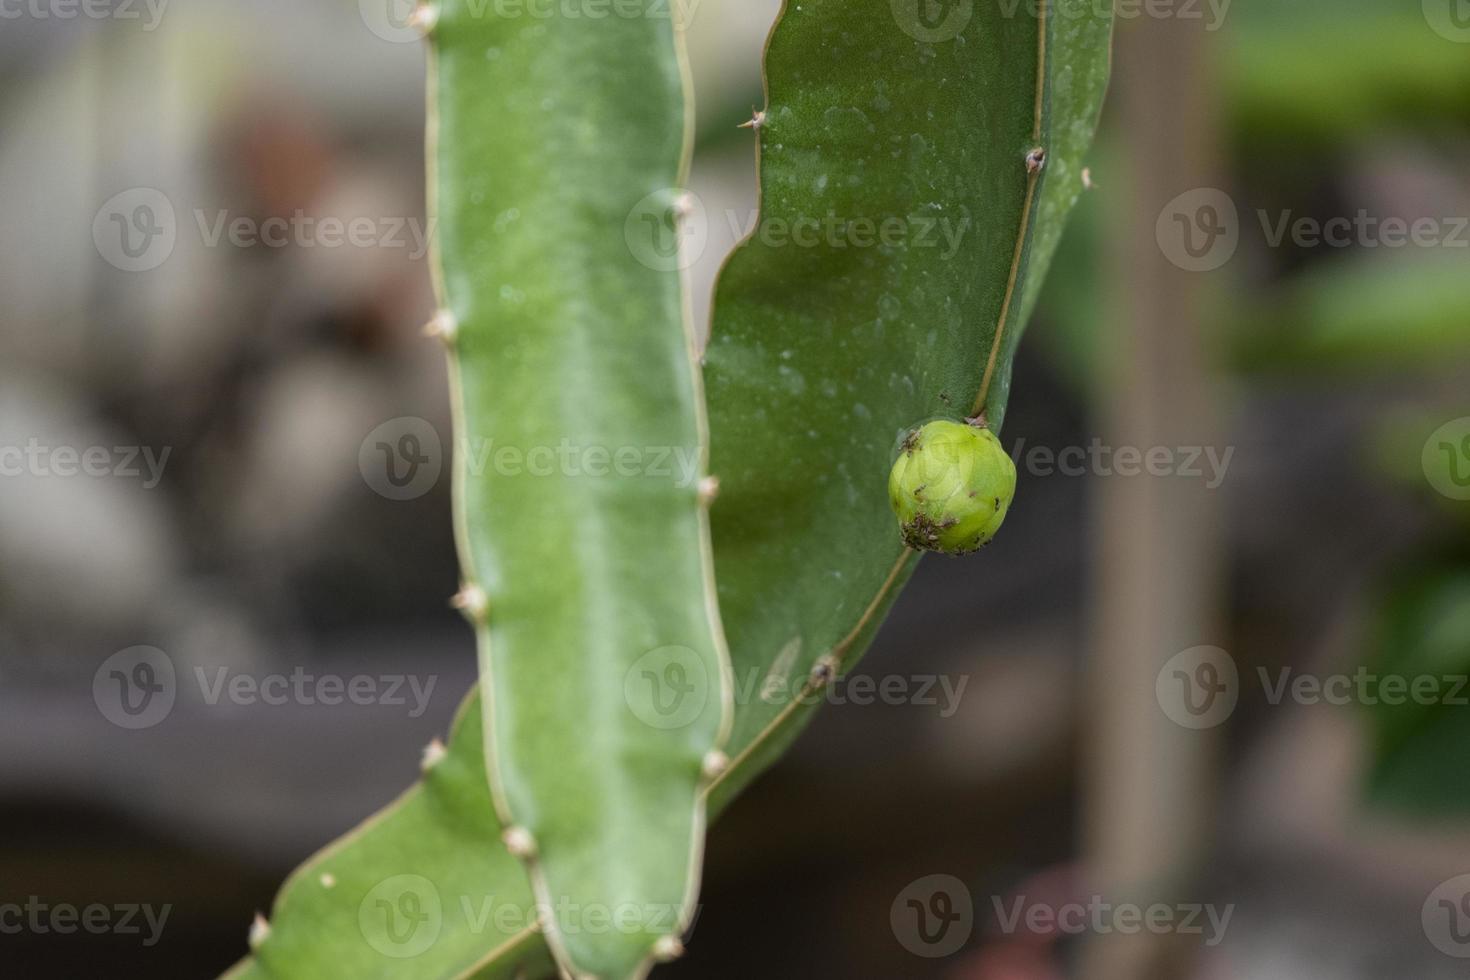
[697,475,720,506]
[652,936,685,962]
[1025,146,1047,174]
[420,737,448,771]
[502,826,538,859]
[700,750,730,780]
[248,914,270,950]
[450,584,488,623]
[424,309,457,344]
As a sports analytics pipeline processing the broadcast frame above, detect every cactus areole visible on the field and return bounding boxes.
[889,419,1017,555]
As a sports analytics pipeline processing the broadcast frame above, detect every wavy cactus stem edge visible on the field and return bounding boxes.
[422,1,732,977]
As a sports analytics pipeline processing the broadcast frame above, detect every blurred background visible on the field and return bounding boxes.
[2,0,1469,977]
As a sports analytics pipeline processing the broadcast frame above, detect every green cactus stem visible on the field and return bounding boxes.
[424,2,730,978]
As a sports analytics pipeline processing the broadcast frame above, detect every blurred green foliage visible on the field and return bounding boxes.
[1363,567,1470,815]
[1029,0,1470,819]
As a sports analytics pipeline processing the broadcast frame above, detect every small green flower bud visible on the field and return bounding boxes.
[888,419,1016,555]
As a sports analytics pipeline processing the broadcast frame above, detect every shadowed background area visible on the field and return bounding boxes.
[2,0,1470,977]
